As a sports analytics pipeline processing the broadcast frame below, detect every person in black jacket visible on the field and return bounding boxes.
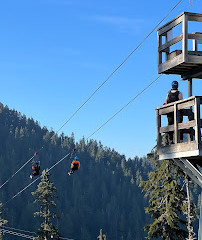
[165,81,183,144]
[30,161,40,179]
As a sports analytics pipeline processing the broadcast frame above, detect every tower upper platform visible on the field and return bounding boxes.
[157,12,202,80]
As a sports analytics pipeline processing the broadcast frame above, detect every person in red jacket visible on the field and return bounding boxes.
[68,156,80,175]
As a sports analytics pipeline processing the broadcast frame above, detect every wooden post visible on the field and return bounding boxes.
[165,33,169,61]
[174,103,179,144]
[158,32,162,65]
[182,13,188,62]
[193,33,198,51]
[194,97,201,146]
[188,78,193,98]
[188,78,193,142]
[156,109,161,148]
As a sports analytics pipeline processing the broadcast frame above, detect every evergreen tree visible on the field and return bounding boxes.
[141,152,188,239]
[32,170,60,240]
[165,160,198,239]
[97,229,107,240]
[0,202,8,240]
[0,203,7,227]
[182,174,197,240]
[3,102,199,239]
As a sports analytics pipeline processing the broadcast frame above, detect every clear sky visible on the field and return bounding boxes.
[0,0,202,159]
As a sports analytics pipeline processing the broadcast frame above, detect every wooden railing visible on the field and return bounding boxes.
[156,96,202,149]
[158,33,202,55]
[157,12,202,75]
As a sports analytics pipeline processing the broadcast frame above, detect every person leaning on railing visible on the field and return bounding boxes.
[165,80,183,144]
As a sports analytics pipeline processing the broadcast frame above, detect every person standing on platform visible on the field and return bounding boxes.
[166,80,183,144]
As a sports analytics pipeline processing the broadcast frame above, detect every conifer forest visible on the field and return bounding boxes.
[2,0,202,238]
[0,103,201,240]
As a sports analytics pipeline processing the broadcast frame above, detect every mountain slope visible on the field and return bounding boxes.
[0,103,151,240]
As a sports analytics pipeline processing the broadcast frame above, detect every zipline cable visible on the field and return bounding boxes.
[0,158,33,190]
[4,152,72,205]
[0,228,35,240]
[1,226,75,240]
[4,74,161,206]
[0,151,42,190]
[0,0,182,190]
[54,0,183,136]
[1,225,36,235]
[86,75,162,140]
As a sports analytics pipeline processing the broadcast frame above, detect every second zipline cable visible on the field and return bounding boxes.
[0,0,182,190]
[4,74,161,205]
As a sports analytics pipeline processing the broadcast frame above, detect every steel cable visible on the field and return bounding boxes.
[0,0,182,190]
[4,74,161,206]
[1,226,75,240]
[4,152,71,205]
[0,228,35,240]
[86,75,162,140]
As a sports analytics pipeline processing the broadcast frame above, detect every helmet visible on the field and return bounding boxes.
[74,156,79,160]
[172,81,178,89]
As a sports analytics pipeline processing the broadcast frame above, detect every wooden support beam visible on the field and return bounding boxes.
[179,120,196,130]
[182,14,188,62]
[188,78,193,98]
[156,109,162,148]
[198,166,202,240]
[187,55,202,64]
[159,105,174,115]
[157,32,162,65]
[174,103,179,144]
[187,13,202,22]
[188,33,202,41]
[193,37,198,52]
[195,98,201,146]
[177,99,195,110]
[182,66,202,80]
[160,125,174,133]
[160,120,196,133]
[165,32,170,61]
[159,141,198,153]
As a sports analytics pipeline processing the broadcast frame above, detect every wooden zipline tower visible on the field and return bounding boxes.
[156,12,202,239]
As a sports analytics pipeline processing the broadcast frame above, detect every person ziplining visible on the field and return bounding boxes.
[68,156,80,176]
[30,152,41,179]
[29,149,80,179]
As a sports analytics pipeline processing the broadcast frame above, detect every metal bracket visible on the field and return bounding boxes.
[172,158,202,188]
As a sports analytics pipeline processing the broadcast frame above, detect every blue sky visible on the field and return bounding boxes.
[0,0,202,159]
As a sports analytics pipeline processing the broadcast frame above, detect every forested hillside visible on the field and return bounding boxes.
[0,103,152,240]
